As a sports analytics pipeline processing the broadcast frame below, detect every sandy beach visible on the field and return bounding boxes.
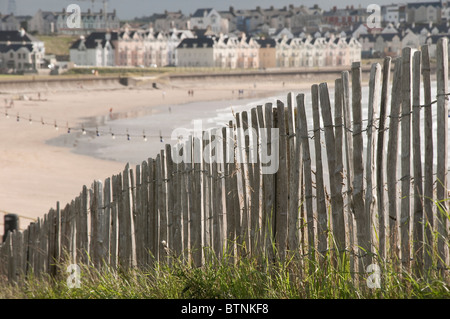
[0,73,332,233]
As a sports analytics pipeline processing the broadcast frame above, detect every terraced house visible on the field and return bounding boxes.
[176,34,259,68]
[70,28,192,67]
[176,33,361,69]
[275,35,361,68]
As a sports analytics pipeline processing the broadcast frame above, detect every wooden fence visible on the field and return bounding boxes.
[1,43,449,283]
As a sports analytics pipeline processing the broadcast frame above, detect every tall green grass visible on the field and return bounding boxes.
[1,241,448,299]
[1,200,449,299]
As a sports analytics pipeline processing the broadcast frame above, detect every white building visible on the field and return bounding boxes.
[69,32,116,67]
[166,29,194,66]
[176,34,260,68]
[190,8,229,34]
[0,29,46,73]
[176,37,215,67]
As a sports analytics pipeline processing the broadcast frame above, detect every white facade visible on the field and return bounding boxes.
[0,30,46,72]
[70,34,115,67]
[190,9,229,34]
[275,35,361,68]
[177,34,260,68]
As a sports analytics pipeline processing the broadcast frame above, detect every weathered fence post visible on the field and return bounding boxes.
[377,57,391,261]
[341,70,355,277]
[351,62,368,275]
[366,62,381,263]
[157,151,168,264]
[251,107,262,257]
[262,103,275,261]
[119,164,133,269]
[148,158,158,266]
[311,84,327,261]
[401,47,412,272]
[319,81,345,258]
[275,100,288,261]
[421,45,434,273]
[412,50,424,275]
[387,57,402,269]
[436,37,449,273]
[202,130,212,251]
[333,78,346,259]
[286,93,300,257]
[297,93,315,267]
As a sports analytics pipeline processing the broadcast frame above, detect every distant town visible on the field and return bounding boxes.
[0,1,449,74]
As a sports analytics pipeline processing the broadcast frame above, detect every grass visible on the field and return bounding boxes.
[1,200,449,299]
[36,35,79,57]
[1,240,449,299]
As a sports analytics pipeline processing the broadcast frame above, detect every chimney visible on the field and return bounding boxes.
[19,28,25,37]
[230,6,234,14]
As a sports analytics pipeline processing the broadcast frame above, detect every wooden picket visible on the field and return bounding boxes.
[1,44,449,285]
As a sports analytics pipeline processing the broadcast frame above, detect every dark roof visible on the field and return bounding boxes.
[359,34,376,41]
[377,33,401,41]
[426,35,449,44]
[0,44,33,53]
[0,30,36,43]
[70,32,118,49]
[177,37,214,49]
[192,8,214,18]
[255,38,276,47]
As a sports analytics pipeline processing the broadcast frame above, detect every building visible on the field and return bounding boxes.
[29,8,120,35]
[176,37,215,67]
[190,8,229,35]
[69,31,116,66]
[70,27,189,67]
[153,10,190,31]
[176,34,260,68]
[28,10,57,34]
[256,38,276,68]
[275,34,361,68]
[0,29,46,73]
[406,1,442,24]
[166,29,195,66]
[0,13,20,31]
